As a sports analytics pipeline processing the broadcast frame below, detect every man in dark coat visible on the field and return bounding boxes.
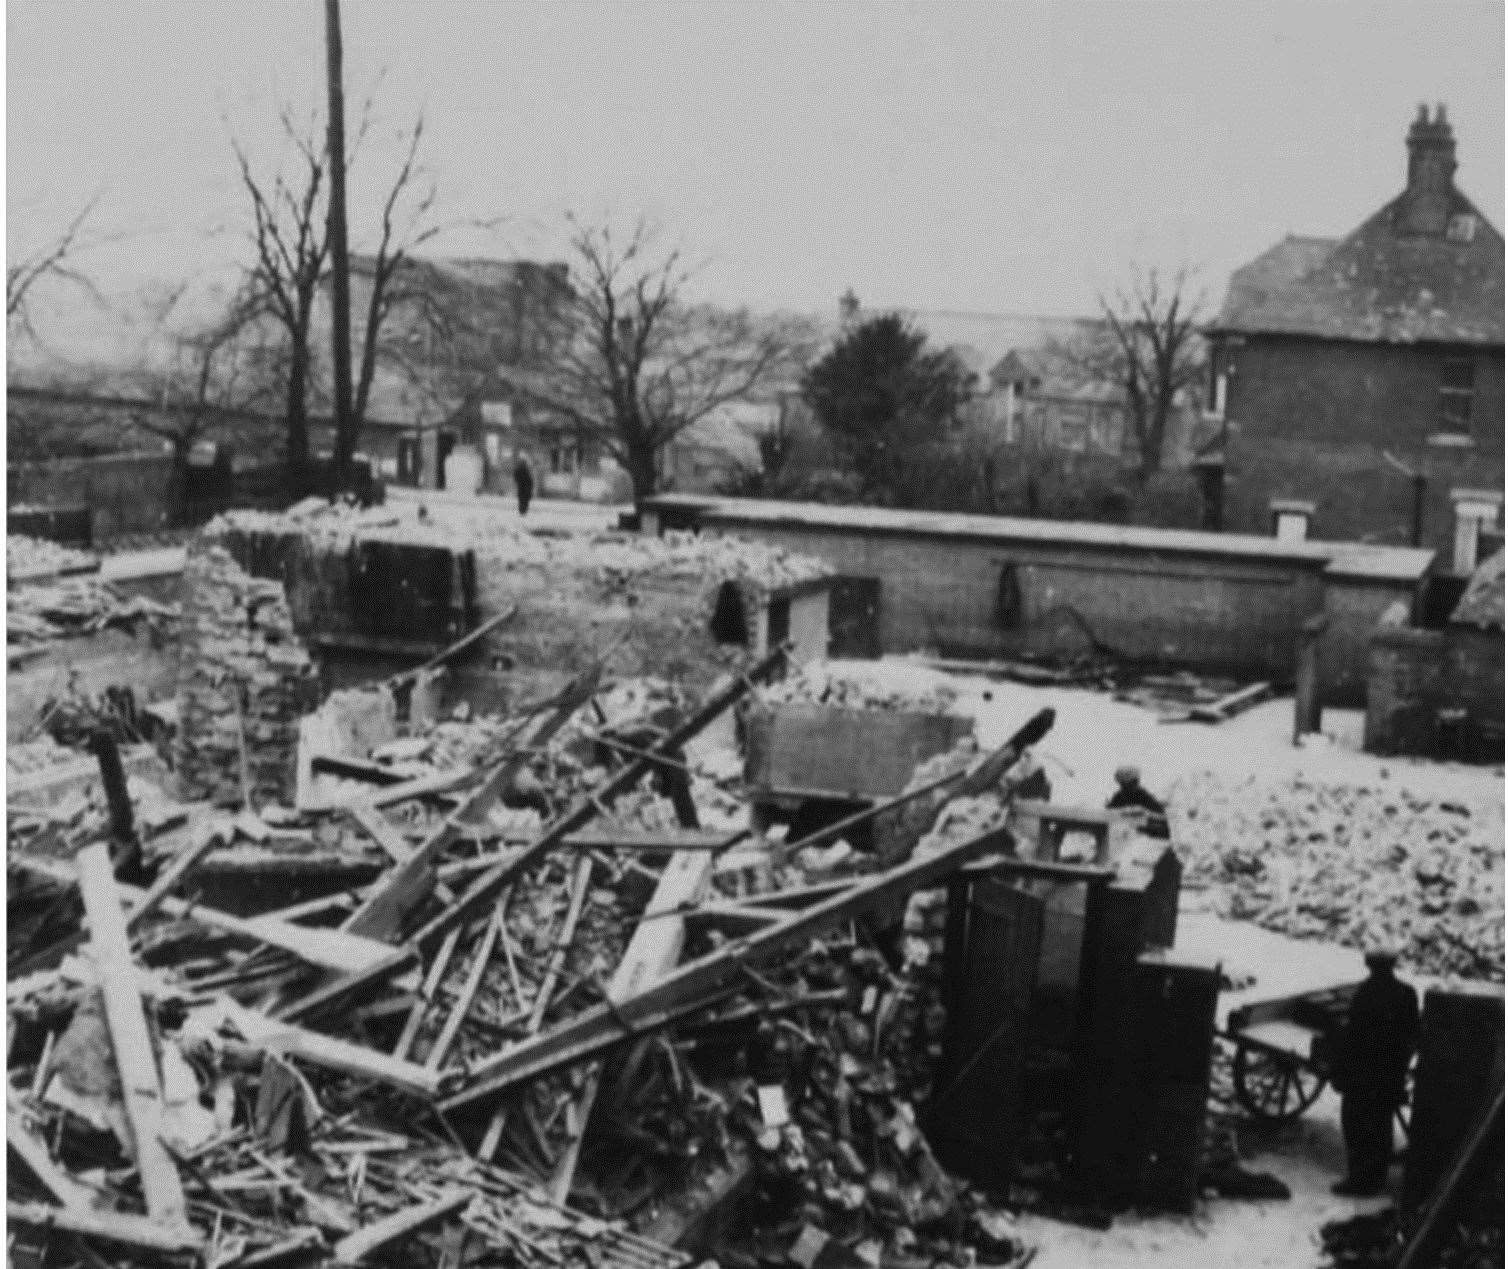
[1331,947,1419,1196]
[512,456,534,516]
[1106,765,1170,838]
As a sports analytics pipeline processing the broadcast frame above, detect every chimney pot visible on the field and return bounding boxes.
[1435,102,1447,124]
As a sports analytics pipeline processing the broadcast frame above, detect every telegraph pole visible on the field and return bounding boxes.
[325,0,354,488]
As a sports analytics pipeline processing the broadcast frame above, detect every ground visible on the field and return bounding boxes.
[732,659,1503,1268]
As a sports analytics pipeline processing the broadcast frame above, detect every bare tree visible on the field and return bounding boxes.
[7,196,101,335]
[1089,263,1207,480]
[348,116,448,449]
[232,108,330,492]
[506,216,813,502]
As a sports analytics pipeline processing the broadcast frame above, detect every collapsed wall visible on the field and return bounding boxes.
[175,545,320,807]
[472,531,832,692]
[196,505,833,700]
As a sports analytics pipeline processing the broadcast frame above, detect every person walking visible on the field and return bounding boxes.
[1106,765,1170,838]
[512,455,534,517]
[1331,946,1419,1196]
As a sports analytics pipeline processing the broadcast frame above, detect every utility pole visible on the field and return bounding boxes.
[325,0,354,489]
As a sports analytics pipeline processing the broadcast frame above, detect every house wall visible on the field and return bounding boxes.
[1364,621,1505,757]
[695,515,1331,677]
[1221,335,1505,552]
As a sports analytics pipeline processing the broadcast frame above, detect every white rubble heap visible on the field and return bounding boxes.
[758,660,965,714]
[6,533,98,578]
[1172,769,1505,981]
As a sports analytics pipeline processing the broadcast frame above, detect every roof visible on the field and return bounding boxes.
[1451,548,1505,627]
[647,493,1434,573]
[1212,198,1505,345]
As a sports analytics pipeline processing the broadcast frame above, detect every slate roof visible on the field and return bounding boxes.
[1211,193,1505,346]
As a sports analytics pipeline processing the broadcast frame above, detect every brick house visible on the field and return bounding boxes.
[1206,105,1505,560]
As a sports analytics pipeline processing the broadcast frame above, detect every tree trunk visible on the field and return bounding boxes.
[625,437,660,505]
[285,344,312,496]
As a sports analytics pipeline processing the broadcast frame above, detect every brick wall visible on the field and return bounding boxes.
[175,546,321,807]
[1363,621,1505,756]
[700,520,1331,677]
[1223,335,1504,552]
[8,452,176,540]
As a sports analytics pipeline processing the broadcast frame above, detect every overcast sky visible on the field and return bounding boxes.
[6,0,1504,352]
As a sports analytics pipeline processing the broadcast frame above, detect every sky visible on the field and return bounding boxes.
[5,0,1505,367]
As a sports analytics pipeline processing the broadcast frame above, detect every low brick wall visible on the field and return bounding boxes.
[1364,620,1505,757]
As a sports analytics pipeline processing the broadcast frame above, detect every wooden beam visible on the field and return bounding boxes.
[214,998,445,1099]
[8,1200,203,1254]
[279,649,786,1027]
[75,842,191,1231]
[408,646,789,957]
[331,1190,471,1264]
[380,603,519,690]
[558,827,745,854]
[341,666,601,940]
[425,894,508,1072]
[547,844,715,1204]
[528,858,595,1034]
[7,1096,97,1210]
[347,804,416,865]
[441,825,1008,1111]
[125,818,231,933]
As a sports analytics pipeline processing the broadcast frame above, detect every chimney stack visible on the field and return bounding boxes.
[1400,102,1457,235]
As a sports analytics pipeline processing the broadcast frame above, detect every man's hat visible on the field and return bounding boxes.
[1363,942,1401,967]
[1114,765,1140,786]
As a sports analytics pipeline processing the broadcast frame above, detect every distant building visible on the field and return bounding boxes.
[1206,105,1504,556]
[966,334,1202,468]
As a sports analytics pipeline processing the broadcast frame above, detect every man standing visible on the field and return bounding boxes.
[1331,947,1419,1196]
[1106,765,1170,838]
[512,455,534,517]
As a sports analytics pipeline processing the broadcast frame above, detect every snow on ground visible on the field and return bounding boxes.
[768,658,1503,1265]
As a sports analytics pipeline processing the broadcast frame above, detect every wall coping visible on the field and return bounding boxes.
[649,494,1434,574]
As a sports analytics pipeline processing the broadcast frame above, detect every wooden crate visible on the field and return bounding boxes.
[744,703,974,802]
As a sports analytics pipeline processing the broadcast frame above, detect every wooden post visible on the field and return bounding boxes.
[1293,614,1329,745]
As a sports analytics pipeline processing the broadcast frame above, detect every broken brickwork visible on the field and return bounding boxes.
[174,545,319,808]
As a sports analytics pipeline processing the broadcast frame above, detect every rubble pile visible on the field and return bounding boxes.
[7,533,99,579]
[1172,772,1506,979]
[759,663,964,715]
[174,546,321,808]
[7,574,175,644]
[4,642,1057,1268]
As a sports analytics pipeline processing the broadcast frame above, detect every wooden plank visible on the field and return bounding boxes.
[406,645,790,955]
[559,827,742,853]
[341,666,601,940]
[426,895,507,1072]
[75,841,191,1231]
[311,753,411,785]
[8,1200,203,1254]
[379,603,519,690]
[347,803,416,865]
[125,818,232,933]
[441,825,1009,1111]
[528,858,595,1034]
[279,649,788,1026]
[362,767,476,809]
[214,999,443,1098]
[548,844,716,1204]
[7,1096,97,1209]
[393,923,464,1062]
[331,1190,471,1264]
[1184,680,1273,724]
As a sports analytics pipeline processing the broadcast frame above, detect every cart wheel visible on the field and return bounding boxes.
[1233,1042,1327,1123]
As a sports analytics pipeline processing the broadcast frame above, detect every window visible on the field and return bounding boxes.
[1057,403,1089,452]
[1206,361,1229,418]
[1447,214,1478,243]
[550,442,581,474]
[1437,357,1475,435]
